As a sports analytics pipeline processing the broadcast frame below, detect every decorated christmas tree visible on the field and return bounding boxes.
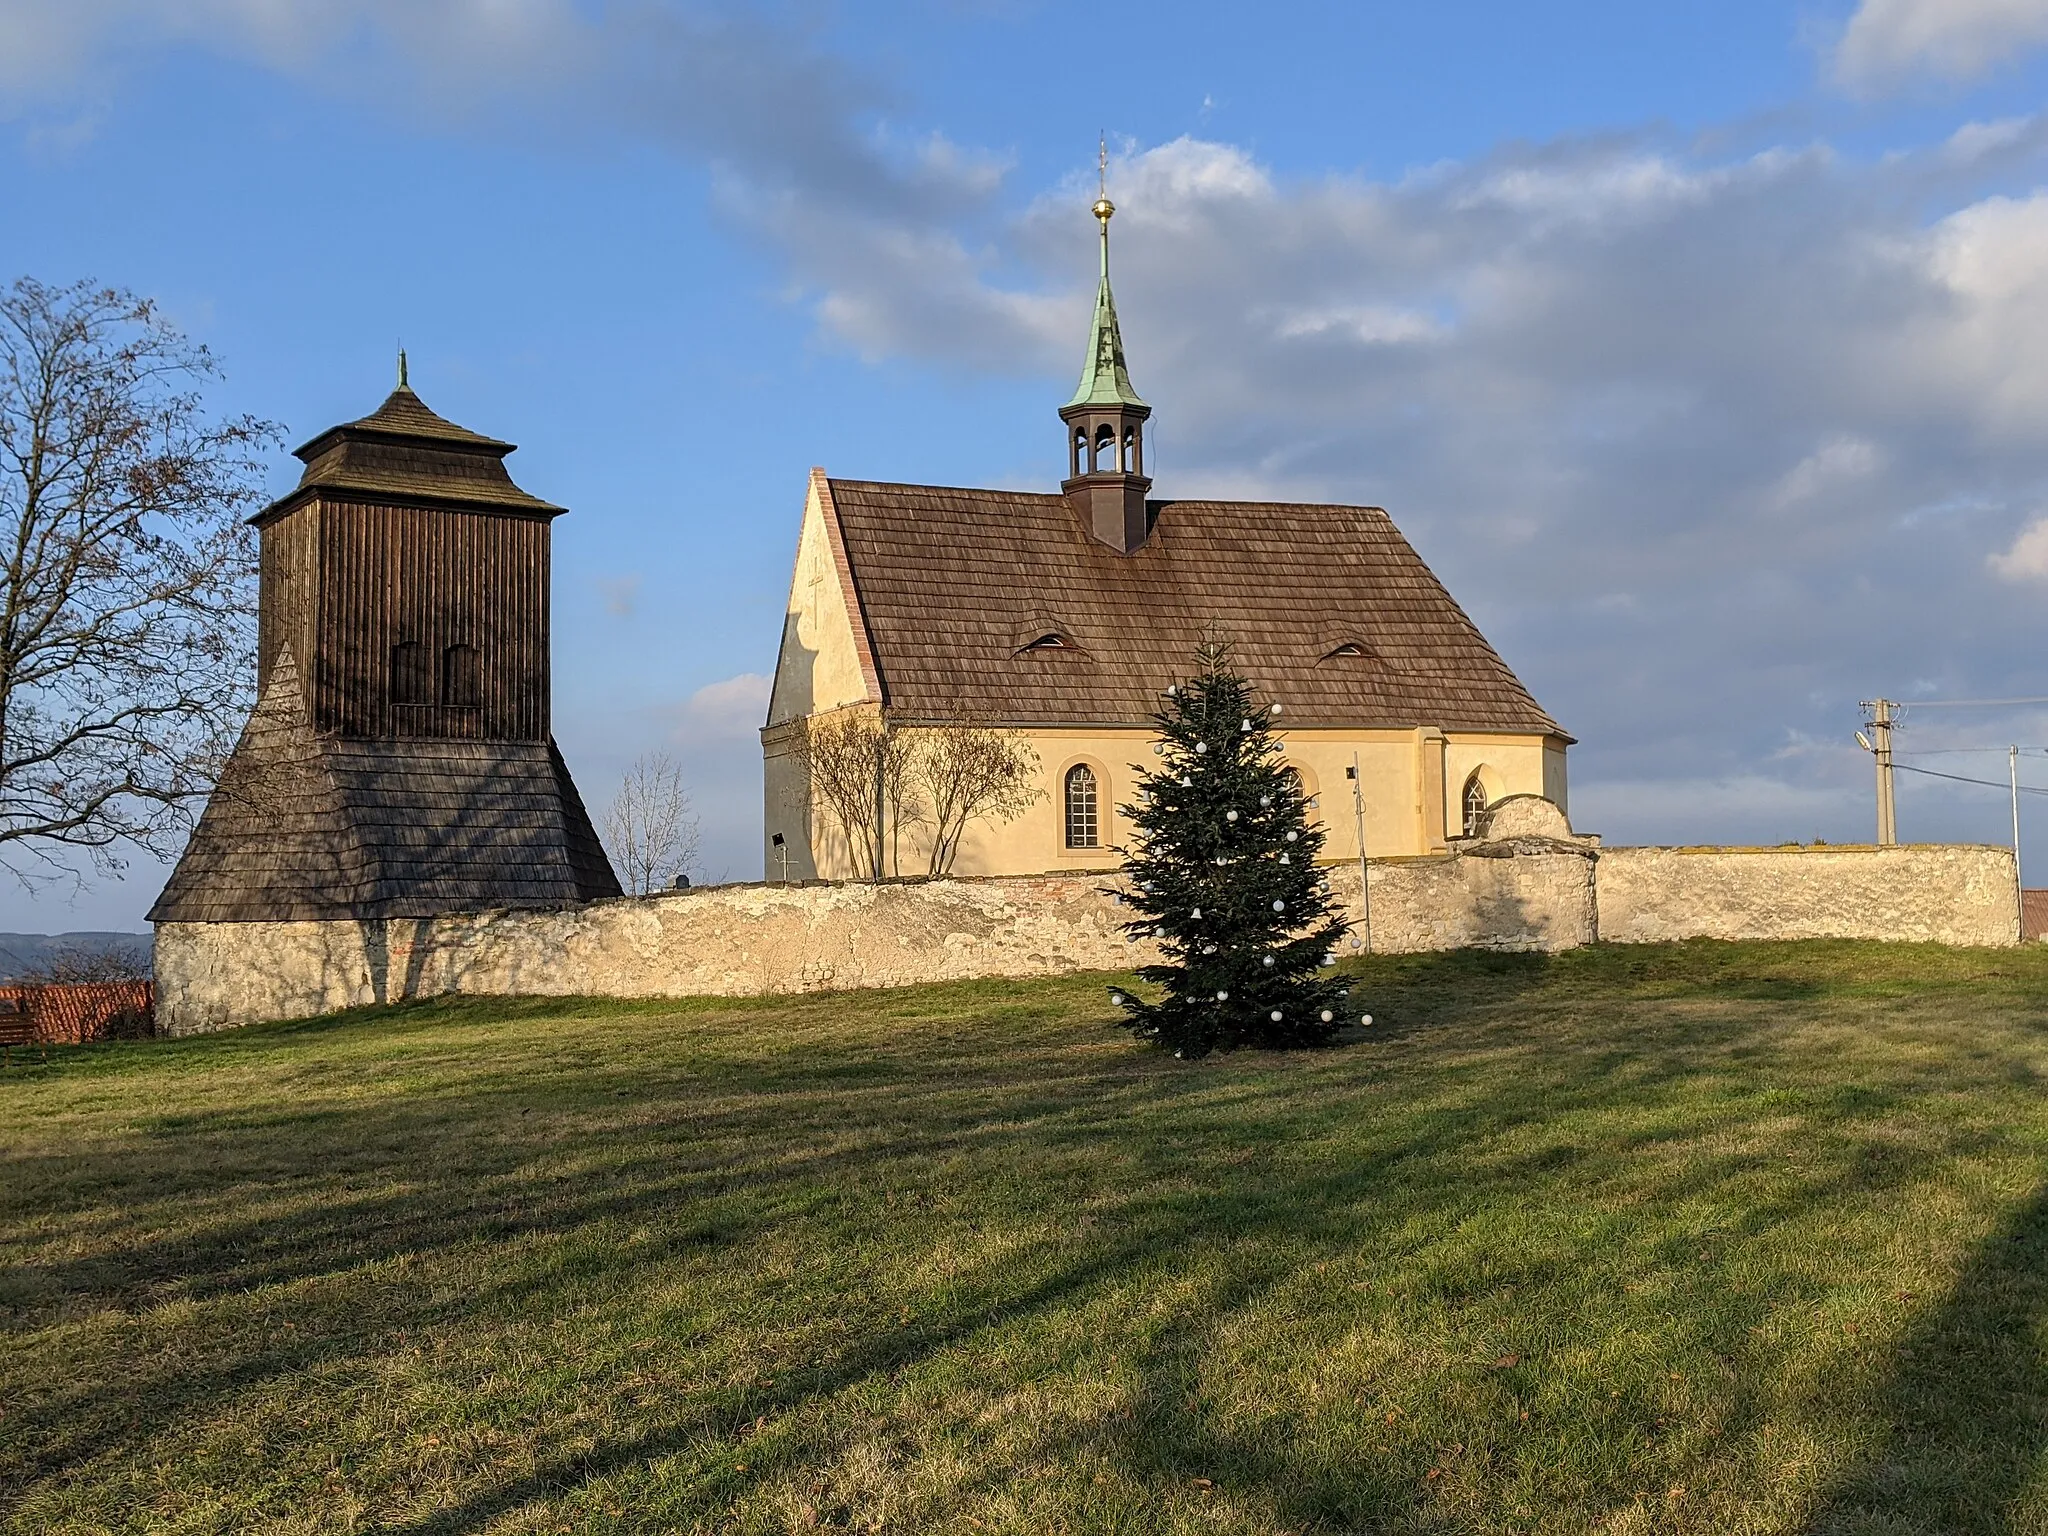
[1109,642,1354,1057]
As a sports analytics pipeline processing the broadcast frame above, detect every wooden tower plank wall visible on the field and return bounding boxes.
[151,376,622,923]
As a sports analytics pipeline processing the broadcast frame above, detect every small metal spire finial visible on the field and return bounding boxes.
[1093,133,1115,226]
[397,346,409,390]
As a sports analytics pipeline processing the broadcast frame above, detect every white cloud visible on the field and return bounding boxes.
[677,673,771,742]
[757,123,2048,846]
[0,0,935,212]
[1991,515,2048,579]
[1769,436,1883,511]
[1273,304,1447,346]
[1836,0,2048,93]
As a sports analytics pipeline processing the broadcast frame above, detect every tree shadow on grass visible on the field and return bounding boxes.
[1796,1178,2048,1536]
[7,970,2047,1531]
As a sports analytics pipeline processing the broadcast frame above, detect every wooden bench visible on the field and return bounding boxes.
[0,998,41,1064]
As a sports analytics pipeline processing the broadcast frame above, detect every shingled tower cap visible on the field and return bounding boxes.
[1060,138,1154,554]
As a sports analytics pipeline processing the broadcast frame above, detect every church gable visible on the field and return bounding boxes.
[766,470,883,727]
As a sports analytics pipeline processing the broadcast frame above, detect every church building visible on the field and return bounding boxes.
[151,366,621,924]
[763,187,1572,881]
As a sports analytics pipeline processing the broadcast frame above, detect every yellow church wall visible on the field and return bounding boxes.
[1444,733,1567,838]
[768,720,1565,881]
[764,475,876,729]
[762,473,887,879]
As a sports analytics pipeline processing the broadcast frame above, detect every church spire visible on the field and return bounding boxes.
[1067,139,1147,411]
[1059,138,1154,555]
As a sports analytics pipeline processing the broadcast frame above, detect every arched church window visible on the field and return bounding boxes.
[1462,770,1490,838]
[1065,763,1099,849]
[442,643,482,708]
[390,641,430,706]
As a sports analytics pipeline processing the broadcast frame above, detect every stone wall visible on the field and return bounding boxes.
[153,877,1141,1037]
[154,825,2020,1034]
[1595,843,2019,947]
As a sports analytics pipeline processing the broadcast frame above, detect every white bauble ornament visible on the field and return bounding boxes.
[1260,796,1272,808]
[1195,741,1208,754]
[1167,684,1178,695]
[1270,703,1283,715]
[1215,989,1229,1001]
[1319,1009,1333,1023]
[1110,993,1125,1006]
[1285,830,1298,842]
[1226,809,1238,822]
[1262,955,1275,967]
[1272,899,1285,912]
[1361,1014,1374,1026]
[1154,743,1165,755]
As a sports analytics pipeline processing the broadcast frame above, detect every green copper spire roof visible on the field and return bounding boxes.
[1066,187,1148,411]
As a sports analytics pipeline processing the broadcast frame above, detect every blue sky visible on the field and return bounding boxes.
[8,0,2048,929]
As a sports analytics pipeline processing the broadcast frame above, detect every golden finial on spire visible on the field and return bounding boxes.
[1093,133,1114,225]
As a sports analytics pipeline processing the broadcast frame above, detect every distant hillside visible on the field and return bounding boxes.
[0,932,152,980]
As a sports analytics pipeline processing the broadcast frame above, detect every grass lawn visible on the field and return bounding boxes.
[5,942,2048,1534]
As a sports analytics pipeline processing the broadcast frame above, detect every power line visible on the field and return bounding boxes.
[1894,761,2048,796]
[1898,747,2048,758]
[1895,697,2048,709]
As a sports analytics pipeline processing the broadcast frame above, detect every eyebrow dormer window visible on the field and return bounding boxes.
[1022,633,1067,650]
[1322,641,1366,659]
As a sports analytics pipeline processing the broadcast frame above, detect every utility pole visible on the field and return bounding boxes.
[2012,745,2026,940]
[1859,700,1898,846]
[1348,753,1372,954]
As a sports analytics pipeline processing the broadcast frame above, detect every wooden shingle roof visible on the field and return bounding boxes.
[149,652,619,923]
[254,385,563,525]
[822,478,1568,737]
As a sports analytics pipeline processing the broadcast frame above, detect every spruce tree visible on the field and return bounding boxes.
[1110,643,1354,1057]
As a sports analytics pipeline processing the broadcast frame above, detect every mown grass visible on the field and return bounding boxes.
[4,940,2048,1534]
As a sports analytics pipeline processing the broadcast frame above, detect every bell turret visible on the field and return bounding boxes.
[1060,149,1153,553]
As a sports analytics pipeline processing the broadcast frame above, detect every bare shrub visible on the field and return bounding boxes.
[909,719,1040,876]
[19,940,150,984]
[601,754,701,895]
[787,713,919,880]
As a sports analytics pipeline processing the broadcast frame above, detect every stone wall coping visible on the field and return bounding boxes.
[1612,843,2011,856]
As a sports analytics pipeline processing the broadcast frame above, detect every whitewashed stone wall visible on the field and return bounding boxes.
[1595,843,2018,947]
[155,831,2018,1034]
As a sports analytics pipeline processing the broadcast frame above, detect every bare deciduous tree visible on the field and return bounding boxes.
[909,718,1040,876]
[788,712,919,880]
[602,752,701,895]
[20,939,150,984]
[0,277,276,888]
